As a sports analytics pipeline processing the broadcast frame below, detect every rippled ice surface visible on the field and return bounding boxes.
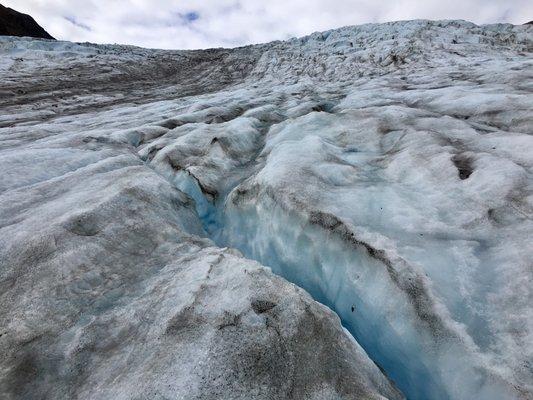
[1,20,532,400]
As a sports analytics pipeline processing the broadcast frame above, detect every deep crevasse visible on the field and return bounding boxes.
[172,171,518,400]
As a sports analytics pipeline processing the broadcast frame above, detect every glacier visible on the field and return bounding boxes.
[0,20,532,400]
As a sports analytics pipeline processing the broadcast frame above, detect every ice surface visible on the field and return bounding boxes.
[0,106,401,400]
[1,19,532,400]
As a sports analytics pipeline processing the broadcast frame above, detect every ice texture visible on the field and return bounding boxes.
[0,99,402,400]
[0,19,532,400]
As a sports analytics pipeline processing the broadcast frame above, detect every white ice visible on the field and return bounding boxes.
[1,19,532,400]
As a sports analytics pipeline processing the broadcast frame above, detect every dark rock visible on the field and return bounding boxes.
[0,4,54,39]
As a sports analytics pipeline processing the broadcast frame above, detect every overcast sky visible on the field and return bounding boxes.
[5,0,532,49]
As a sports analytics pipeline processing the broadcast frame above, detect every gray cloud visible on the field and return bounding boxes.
[4,0,532,49]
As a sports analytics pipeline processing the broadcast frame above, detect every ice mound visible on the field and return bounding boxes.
[1,19,532,400]
[0,121,401,400]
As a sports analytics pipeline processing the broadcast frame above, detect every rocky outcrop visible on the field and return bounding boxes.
[0,4,54,39]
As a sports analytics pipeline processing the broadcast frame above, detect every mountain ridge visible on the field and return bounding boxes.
[0,4,54,40]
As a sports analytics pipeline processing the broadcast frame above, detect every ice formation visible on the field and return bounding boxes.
[0,20,532,400]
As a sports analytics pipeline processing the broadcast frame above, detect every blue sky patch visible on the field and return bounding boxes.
[63,15,91,31]
[183,11,200,23]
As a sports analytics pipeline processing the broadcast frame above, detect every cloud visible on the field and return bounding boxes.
[4,0,532,49]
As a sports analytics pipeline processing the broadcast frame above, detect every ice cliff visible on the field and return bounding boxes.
[0,20,532,399]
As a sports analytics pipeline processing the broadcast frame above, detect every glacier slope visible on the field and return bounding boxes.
[0,19,532,400]
[0,96,402,400]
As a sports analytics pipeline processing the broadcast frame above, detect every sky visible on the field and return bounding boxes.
[5,0,532,49]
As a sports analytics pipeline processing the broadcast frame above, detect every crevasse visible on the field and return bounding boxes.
[172,172,513,400]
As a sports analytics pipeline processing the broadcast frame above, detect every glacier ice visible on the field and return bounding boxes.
[0,113,402,400]
[1,19,532,400]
